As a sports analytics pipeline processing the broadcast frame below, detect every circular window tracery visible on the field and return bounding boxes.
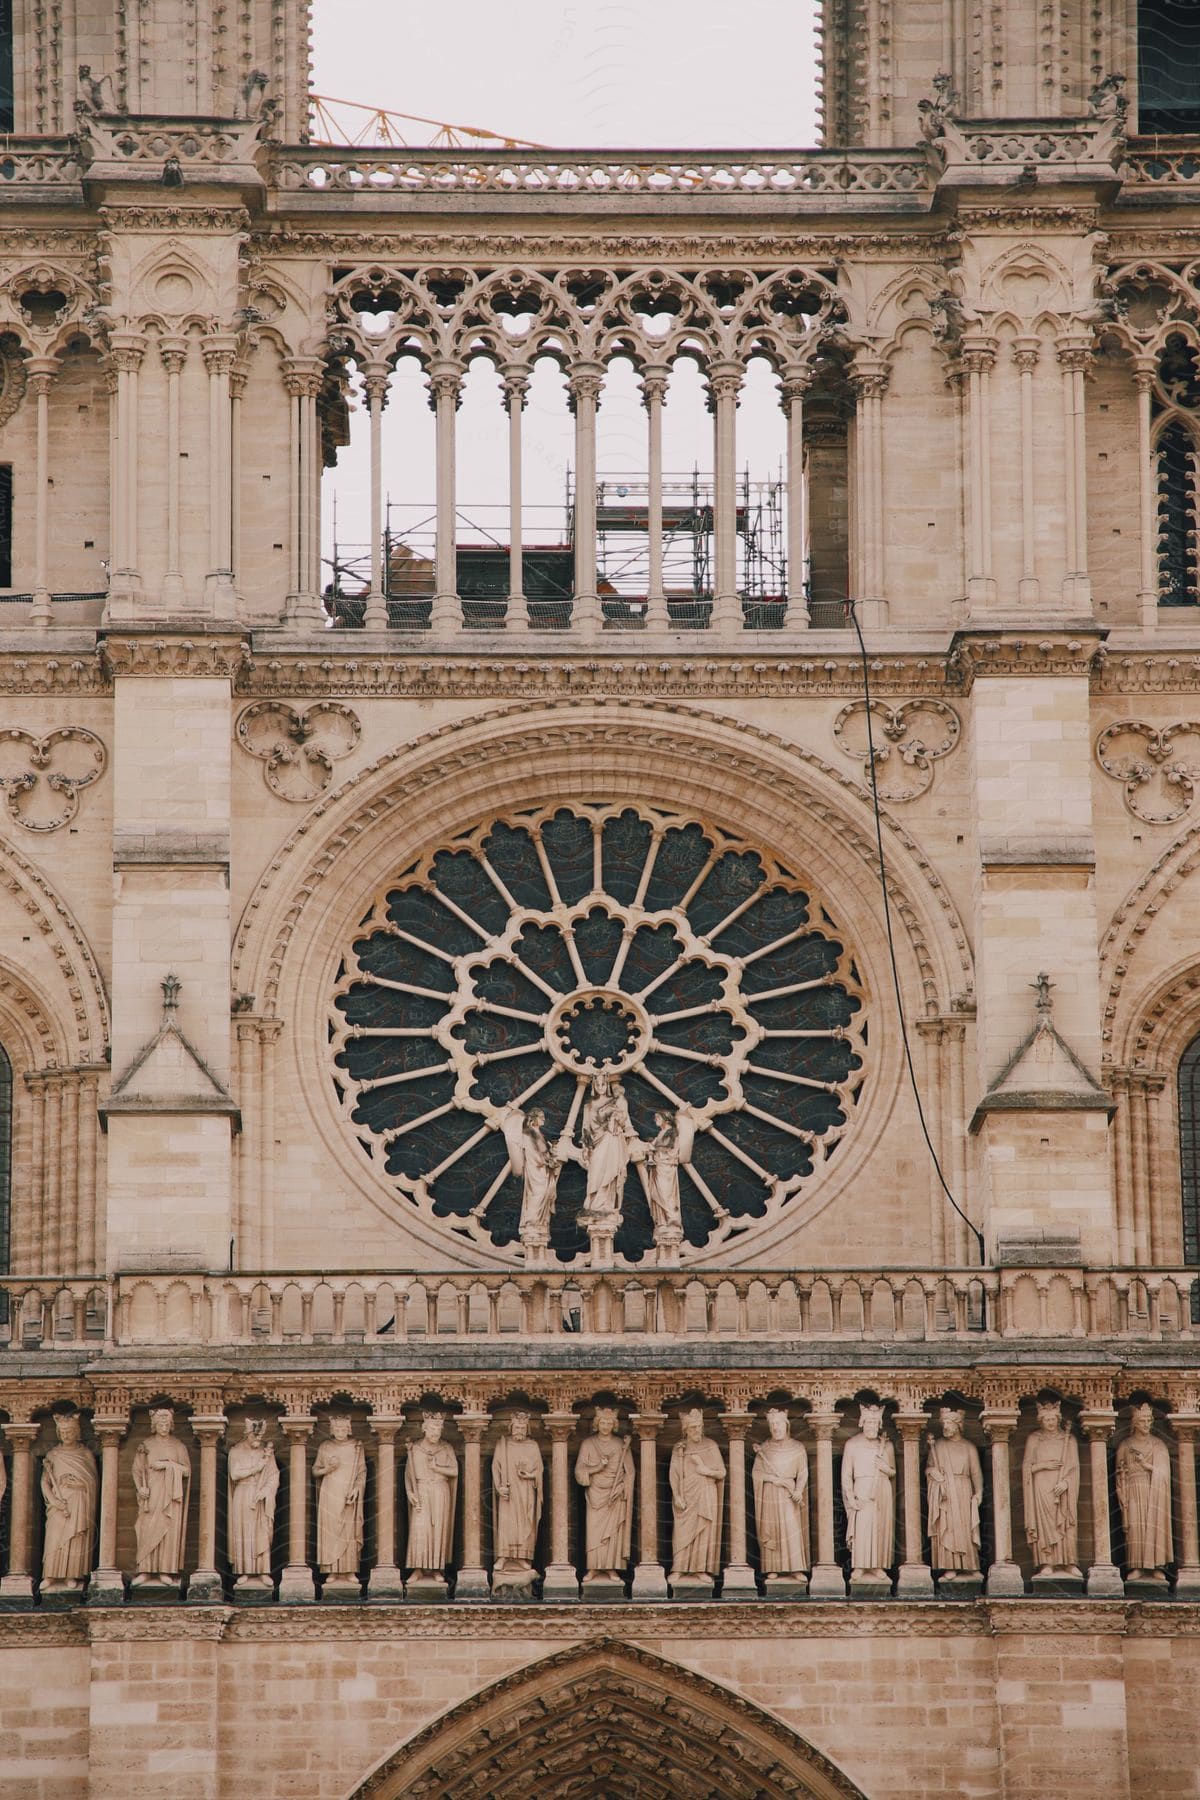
[330,803,866,1266]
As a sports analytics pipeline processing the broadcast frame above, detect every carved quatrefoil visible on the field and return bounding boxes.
[833,699,961,802]
[0,728,107,832]
[1095,720,1200,825]
[235,702,361,803]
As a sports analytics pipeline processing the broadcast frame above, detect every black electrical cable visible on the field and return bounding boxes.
[847,598,986,1268]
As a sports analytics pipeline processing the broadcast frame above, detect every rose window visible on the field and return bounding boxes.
[330,804,866,1265]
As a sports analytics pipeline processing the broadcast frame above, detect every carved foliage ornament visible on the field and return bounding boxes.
[0,728,106,831]
[330,801,866,1269]
[833,699,961,802]
[235,702,360,802]
[1096,720,1200,824]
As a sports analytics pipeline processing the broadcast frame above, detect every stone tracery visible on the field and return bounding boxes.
[330,801,866,1266]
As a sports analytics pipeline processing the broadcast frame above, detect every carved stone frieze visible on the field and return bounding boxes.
[1096,721,1200,824]
[946,632,1104,691]
[235,701,361,801]
[101,635,251,680]
[0,728,107,832]
[833,699,960,801]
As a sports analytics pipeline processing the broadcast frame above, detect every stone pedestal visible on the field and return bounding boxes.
[669,1573,715,1600]
[1124,1571,1170,1600]
[0,1576,35,1610]
[630,1563,669,1600]
[278,1564,316,1604]
[233,1575,275,1606]
[365,1563,404,1602]
[936,1571,983,1600]
[491,1568,538,1601]
[87,1569,126,1607]
[985,1560,1025,1597]
[39,1583,87,1612]
[896,1562,936,1598]
[319,1573,361,1602]
[128,1577,182,1604]
[452,1566,489,1602]
[1031,1570,1084,1598]
[763,1574,809,1600]
[719,1562,758,1600]
[808,1563,847,1599]
[187,1570,224,1605]
[542,1562,580,1602]
[579,1574,626,1602]
[407,1573,449,1603]
[848,1571,893,1600]
[1085,1561,1125,1598]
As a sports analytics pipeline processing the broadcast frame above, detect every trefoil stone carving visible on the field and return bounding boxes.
[0,727,106,831]
[235,700,360,802]
[833,699,960,801]
[1095,720,1200,824]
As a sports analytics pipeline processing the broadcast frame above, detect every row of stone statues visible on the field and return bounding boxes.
[3,1398,1177,1592]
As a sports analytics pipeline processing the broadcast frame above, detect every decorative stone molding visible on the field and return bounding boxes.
[235,701,361,802]
[0,838,109,1056]
[946,631,1104,691]
[0,728,106,832]
[833,699,960,801]
[1096,721,1200,825]
[100,635,251,680]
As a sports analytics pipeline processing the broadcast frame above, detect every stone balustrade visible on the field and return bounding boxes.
[1,1265,1196,1353]
[0,1372,1195,1608]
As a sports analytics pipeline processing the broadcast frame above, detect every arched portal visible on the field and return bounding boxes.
[350,1639,868,1800]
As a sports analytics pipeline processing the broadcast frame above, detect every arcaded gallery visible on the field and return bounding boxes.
[0,0,1199,1793]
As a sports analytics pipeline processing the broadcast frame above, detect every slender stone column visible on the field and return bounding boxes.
[366,1417,404,1599]
[0,1424,38,1601]
[849,358,890,626]
[278,1415,316,1602]
[1082,1412,1123,1596]
[107,333,145,607]
[230,365,246,590]
[542,1412,579,1600]
[641,370,668,629]
[569,364,603,631]
[1170,1417,1200,1596]
[781,371,811,628]
[629,1411,668,1599]
[808,1409,846,1597]
[283,362,323,627]
[981,1410,1024,1595]
[201,335,238,616]
[1134,359,1158,627]
[364,368,389,629]
[501,366,528,623]
[78,1067,100,1274]
[456,1412,490,1600]
[709,359,743,631]
[88,1411,128,1602]
[895,1413,935,1596]
[961,338,997,609]
[189,1414,226,1602]
[160,336,187,607]
[1057,337,1093,609]
[428,358,462,631]
[1013,337,1040,605]
[722,1412,758,1597]
[28,366,55,626]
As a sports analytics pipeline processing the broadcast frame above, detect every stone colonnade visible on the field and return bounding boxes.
[0,1374,1196,1606]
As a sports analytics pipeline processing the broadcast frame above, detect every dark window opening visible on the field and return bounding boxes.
[1139,0,1200,134]
[0,465,10,589]
[0,0,11,135]
[1155,420,1198,606]
[1179,1034,1200,1321]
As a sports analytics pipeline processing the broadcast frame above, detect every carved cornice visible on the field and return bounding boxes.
[101,635,251,679]
[255,228,955,265]
[946,631,1105,691]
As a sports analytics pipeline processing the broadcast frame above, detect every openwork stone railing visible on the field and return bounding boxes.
[270,146,933,199]
[1123,143,1200,186]
[0,138,83,186]
[2,1266,1195,1352]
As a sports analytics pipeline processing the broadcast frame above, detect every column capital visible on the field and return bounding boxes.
[629,1411,666,1436]
[1011,334,1041,371]
[457,1411,489,1443]
[368,1415,404,1443]
[980,1409,1019,1440]
[544,1411,576,1442]
[640,367,669,408]
[567,362,604,408]
[1079,1410,1118,1441]
[1170,1413,1200,1439]
[1055,335,1094,373]
[808,1409,840,1440]
[26,367,56,398]
[721,1411,754,1440]
[893,1411,931,1441]
[279,1414,316,1439]
[1,1422,39,1447]
[190,1413,227,1443]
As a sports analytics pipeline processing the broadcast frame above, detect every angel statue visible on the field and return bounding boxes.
[502,1106,562,1262]
[641,1108,696,1263]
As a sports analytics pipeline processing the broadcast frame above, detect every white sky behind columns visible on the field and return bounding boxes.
[313,0,822,584]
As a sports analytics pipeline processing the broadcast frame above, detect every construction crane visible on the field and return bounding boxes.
[309,94,545,150]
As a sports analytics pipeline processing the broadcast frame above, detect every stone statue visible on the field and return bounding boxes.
[574,1405,633,1582]
[131,1406,191,1586]
[925,1407,983,1576]
[492,1412,543,1578]
[643,1109,695,1251]
[40,1412,98,1590]
[76,64,116,115]
[580,1075,637,1222]
[669,1408,726,1580]
[313,1414,365,1578]
[227,1417,279,1584]
[405,1412,459,1579]
[1022,1399,1081,1578]
[841,1403,896,1579]
[1115,1402,1173,1581]
[503,1107,562,1255]
[752,1408,808,1579]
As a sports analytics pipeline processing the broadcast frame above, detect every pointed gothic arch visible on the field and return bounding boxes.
[349,1639,868,1800]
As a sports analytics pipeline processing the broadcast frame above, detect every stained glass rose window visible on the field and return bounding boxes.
[330,804,865,1265]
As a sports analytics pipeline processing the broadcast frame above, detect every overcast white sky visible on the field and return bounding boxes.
[312,1,823,589]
